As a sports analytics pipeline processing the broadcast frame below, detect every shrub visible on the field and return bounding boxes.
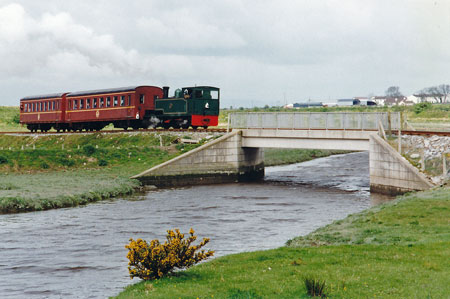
[304,277,327,298]
[0,155,8,164]
[98,159,108,166]
[413,102,432,114]
[125,228,214,280]
[83,145,96,156]
[40,162,50,169]
[59,158,75,167]
[11,113,20,124]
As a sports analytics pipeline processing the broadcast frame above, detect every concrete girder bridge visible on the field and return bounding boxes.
[133,112,434,195]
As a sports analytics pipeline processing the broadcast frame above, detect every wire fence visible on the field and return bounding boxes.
[390,135,450,182]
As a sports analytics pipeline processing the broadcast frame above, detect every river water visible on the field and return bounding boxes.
[0,152,391,298]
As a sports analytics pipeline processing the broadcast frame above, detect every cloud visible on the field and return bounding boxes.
[1,0,450,106]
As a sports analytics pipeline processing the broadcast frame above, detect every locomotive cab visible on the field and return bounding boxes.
[154,86,220,129]
[183,86,219,129]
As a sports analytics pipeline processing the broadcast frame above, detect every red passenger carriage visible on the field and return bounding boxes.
[20,86,164,132]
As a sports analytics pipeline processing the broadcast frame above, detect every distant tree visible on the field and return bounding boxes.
[416,84,450,103]
[385,86,403,97]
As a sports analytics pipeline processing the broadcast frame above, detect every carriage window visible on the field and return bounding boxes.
[120,95,125,106]
[93,98,97,108]
[139,94,145,104]
[113,96,118,106]
[86,99,90,109]
[100,98,104,108]
[53,101,55,110]
[44,102,47,111]
[80,99,84,109]
[106,97,111,107]
[73,100,78,110]
[128,95,131,106]
[39,102,42,111]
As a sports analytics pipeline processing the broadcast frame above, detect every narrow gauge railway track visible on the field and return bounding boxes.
[0,128,229,135]
[393,130,450,137]
[0,128,448,136]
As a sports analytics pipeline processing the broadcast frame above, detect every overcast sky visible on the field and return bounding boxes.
[1,0,450,107]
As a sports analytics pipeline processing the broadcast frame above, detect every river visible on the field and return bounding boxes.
[0,152,391,298]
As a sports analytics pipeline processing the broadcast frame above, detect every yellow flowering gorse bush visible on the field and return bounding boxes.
[125,228,214,280]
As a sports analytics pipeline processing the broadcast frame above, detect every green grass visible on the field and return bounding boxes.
[0,106,26,131]
[287,187,450,247]
[264,148,349,166]
[116,187,450,298]
[0,170,140,213]
[0,132,206,213]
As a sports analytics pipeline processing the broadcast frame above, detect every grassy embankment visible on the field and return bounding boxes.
[117,187,450,298]
[0,133,200,213]
[0,106,27,132]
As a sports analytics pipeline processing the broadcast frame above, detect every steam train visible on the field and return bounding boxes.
[19,85,220,132]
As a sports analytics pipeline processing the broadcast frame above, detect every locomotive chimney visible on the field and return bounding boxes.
[163,86,169,98]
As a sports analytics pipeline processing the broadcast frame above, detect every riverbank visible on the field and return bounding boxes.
[116,186,450,298]
[0,132,198,213]
[0,132,343,213]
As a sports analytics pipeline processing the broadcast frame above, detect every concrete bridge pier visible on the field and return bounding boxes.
[132,130,264,187]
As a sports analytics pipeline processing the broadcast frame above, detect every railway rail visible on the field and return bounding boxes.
[392,130,450,137]
[0,128,229,135]
[0,128,448,136]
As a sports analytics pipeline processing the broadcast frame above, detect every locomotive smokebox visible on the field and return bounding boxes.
[163,86,169,98]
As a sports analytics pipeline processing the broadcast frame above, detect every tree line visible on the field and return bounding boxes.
[385,84,450,103]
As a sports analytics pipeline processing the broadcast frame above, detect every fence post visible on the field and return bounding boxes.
[444,153,448,177]
[378,120,387,140]
[227,114,231,133]
[360,113,363,130]
[421,150,425,171]
[387,112,392,138]
[275,113,278,130]
[397,112,402,153]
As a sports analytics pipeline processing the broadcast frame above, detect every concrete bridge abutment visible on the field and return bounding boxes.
[369,134,434,195]
[132,130,264,187]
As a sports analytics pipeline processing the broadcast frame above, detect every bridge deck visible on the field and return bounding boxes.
[241,128,373,150]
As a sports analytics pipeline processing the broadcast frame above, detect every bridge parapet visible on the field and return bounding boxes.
[229,112,400,131]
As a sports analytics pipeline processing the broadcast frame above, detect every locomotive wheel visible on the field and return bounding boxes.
[192,126,198,130]
[203,126,208,129]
